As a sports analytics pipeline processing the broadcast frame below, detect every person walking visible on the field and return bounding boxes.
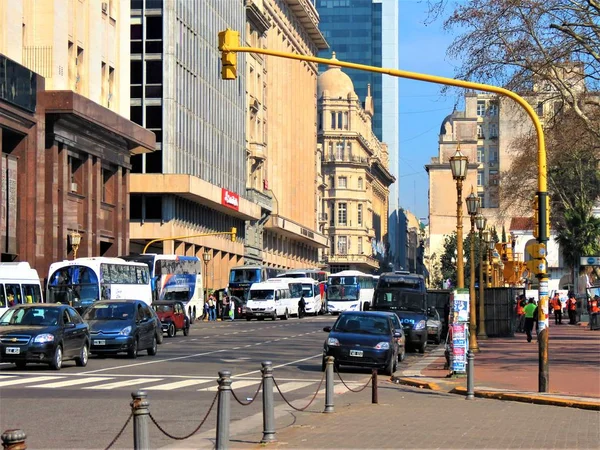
[202,300,209,321]
[567,292,578,325]
[551,293,562,325]
[523,298,537,343]
[588,295,599,330]
[516,295,526,333]
[222,295,230,321]
[298,294,306,319]
[229,297,235,321]
[208,294,217,321]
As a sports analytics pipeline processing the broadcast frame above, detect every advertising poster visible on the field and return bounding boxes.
[452,290,470,323]
[451,323,468,373]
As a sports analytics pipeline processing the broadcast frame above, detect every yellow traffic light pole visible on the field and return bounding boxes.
[142,227,237,254]
[219,29,550,392]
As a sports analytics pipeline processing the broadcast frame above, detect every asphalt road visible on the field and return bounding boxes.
[0,316,440,449]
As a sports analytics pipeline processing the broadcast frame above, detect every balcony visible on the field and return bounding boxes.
[248,142,266,161]
[246,188,273,212]
[318,213,328,223]
[324,253,379,269]
[322,154,369,165]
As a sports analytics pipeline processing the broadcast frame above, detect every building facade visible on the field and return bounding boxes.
[316,0,400,269]
[317,60,394,273]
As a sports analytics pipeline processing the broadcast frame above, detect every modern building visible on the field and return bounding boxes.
[0,0,155,277]
[316,0,401,269]
[399,208,425,275]
[316,60,395,273]
[128,0,263,291]
[244,0,330,270]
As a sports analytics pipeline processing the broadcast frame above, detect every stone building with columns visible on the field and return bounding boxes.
[317,57,395,273]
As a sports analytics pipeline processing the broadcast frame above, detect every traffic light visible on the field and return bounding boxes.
[231,227,237,242]
[532,194,550,239]
[526,242,547,276]
[218,29,239,80]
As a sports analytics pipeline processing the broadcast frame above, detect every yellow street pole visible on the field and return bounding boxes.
[219,30,550,392]
[142,227,237,254]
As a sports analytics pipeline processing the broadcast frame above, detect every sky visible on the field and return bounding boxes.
[397,1,461,222]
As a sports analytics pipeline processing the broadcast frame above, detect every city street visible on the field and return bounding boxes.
[0,315,431,449]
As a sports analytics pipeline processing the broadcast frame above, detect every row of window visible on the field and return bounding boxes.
[329,235,365,255]
[318,111,349,131]
[329,176,364,190]
[0,283,43,308]
[477,123,498,139]
[477,170,499,187]
[329,202,364,227]
[262,231,319,262]
[476,100,499,117]
[476,146,499,164]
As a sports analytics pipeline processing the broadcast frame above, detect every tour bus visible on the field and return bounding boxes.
[276,269,328,309]
[286,276,321,316]
[0,262,44,317]
[120,254,203,322]
[46,257,152,312]
[326,270,376,314]
[245,278,294,321]
[228,265,284,300]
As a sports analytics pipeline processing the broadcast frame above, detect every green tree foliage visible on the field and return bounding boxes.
[439,231,484,288]
[555,199,600,269]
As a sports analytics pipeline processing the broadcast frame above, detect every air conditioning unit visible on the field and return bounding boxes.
[101,2,108,13]
[71,182,78,192]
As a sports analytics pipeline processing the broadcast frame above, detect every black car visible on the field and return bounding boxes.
[322,311,400,376]
[0,304,90,370]
[83,300,158,358]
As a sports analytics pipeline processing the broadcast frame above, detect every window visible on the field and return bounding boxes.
[338,176,347,188]
[331,112,336,129]
[69,156,83,193]
[537,102,544,117]
[478,193,485,208]
[358,237,363,254]
[357,177,363,190]
[343,112,349,129]
[477,125,484,139]
[477,146,484,163]
[337,203,347,225]
[347,142,352,158]
[337,112,343,130]
[489,123,498,138]
[476,101,485,116]
[318,112,322,130]
[22,285,42,304]
[477,171,484,186]
[358,204,363,226]
[337,236,348,255]
[489,102,498,116]
[336,142,344,160]
[489,146,498,163]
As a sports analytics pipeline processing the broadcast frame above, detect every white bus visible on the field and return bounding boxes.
[276,269,328,312]
[286,277,321,316]
[0,262,44,317]
[46,257,152,312]
[326,270,376,314]
[246,279,294,321]
[120,254,203,322]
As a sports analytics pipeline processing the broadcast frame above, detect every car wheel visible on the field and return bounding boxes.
[434,332,441,345]
[15,361,26,370]
[257,317,264,321]
[321,357,326,372]
[167,323,175,338]
[246,317,252,321]
[418,340,427,354]
[75,342,89,367]
[190,307,195,325]
[282,309,289,320]
[399,346,406,362]
[156,329,164,345]
[148,335,157,356]
[183,324,190,336]
[128,338,138,359]
[50,345,63,370]
[385,357,395,376]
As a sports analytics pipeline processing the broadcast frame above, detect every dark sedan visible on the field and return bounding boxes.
[0,304,90,370]
[83,300,158,359]
[322,311,400,376]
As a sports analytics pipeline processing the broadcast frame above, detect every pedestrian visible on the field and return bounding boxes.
[298,294,306,319]
[588,295,599,330]
[516,295,525,333]
[222,295,230,321]
[567,292,577,325]
[208,294,217,321]
[229,297,235,321]
[551,293,562,325]
[523,298,537,343]
[202,300,209,321]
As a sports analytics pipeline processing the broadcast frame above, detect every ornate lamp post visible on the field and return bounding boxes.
[465,188,480,352]
[476,214,488,340]
[69,230,81,260]
[449,147,469,288]
[203,251,212,305]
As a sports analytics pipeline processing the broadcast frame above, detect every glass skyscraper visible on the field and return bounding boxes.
[316,0,400,268]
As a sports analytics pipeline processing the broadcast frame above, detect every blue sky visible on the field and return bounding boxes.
[397,1,460,222]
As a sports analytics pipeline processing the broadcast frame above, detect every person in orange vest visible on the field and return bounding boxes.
[551,293,562,325]
[566,292,578,325]
[588,295,599,330]
[515,295,526,333]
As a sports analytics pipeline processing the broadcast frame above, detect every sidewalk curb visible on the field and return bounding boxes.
[450,386,600,411]
[390,376,441,391]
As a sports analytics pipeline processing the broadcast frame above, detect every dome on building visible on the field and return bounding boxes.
[439,110,465,135]
[317,52,355,99]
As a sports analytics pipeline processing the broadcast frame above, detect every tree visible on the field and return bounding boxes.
[555,199,600,269]
[501,225,507,243]
[439,231,483,288]
[436,0,600,139]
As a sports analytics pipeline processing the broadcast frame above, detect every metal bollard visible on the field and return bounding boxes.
[131,391,150,450]
[261,361,276,443]
[466,350,475,400]
[323,356,334,413]
[371,369,378,404]
[216,370,232,450]
[1,429,27,450]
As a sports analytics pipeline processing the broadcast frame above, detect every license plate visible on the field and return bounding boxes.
[93,340,106,346]
[5,347,20,355]
[349,350,363,357]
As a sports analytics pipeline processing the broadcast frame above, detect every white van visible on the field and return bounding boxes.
[288,277,321,316]
[0,262,44,317]
[246,280,292,321]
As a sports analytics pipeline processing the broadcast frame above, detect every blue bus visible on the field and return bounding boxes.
[228,265,283,300]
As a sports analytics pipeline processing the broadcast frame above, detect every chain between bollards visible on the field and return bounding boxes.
[131,390,150,450]
[261,361,276,443]
[466,350,475,400]
[1,429,27,450]
[324,356,334,413]
[371,369,378,404]
[216,370,232,450]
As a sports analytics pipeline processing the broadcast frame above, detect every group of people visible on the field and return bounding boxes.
[202,294,236,321]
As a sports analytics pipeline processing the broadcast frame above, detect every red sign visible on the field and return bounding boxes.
[221,189,239,211]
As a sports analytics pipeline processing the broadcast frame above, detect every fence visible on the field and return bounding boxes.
[479,287,519,337]
[2,357,379,450]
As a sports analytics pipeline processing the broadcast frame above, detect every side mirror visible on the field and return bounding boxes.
[64,322,76,329]
[323,326,332,332]
[393,331,401,338]
[363,302,370,311]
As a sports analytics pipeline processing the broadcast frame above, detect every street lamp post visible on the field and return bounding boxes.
[466,188,480,352]
[203,251,211,306]
[476,215,488,340]
[449,148,469,289]
[70,230,81,260]
[486,234,496,287]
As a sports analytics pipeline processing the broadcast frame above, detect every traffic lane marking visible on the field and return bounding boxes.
[30,377,112,388]
[0,375,61,387]
[82,377,161,390]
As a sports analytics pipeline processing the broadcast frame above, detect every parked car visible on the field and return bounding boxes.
[152,301,190,337]
[148,305,164,344]
[322,311,400,376]
[379,311,406,362]
[426,307,442,344]
[83,300,158,359]
[0,304,90,370]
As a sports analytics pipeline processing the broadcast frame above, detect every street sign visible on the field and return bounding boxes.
[580,256,600,266]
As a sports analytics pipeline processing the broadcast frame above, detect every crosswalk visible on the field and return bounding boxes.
[0,374,349,394]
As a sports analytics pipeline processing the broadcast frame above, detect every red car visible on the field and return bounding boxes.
[152,301,190,337]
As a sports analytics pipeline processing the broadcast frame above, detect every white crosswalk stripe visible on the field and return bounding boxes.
[30,377,112,388]
[145,379,212,391]
[0,376,61,387]
[82,378,161,390]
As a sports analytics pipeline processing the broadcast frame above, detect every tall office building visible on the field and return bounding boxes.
[316,0,400,269]
[129,1,261,290]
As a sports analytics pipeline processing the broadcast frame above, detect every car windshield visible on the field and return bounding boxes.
[0,307,59,326]
[333,314,390,335]
[248,289,274,300]
[289,283,303,297]
[153,305,174,314]
[83,303,135,320]
[302,284,314,297]
[326,285,358,301]
[372,291,425,312]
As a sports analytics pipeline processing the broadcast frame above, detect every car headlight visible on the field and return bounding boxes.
[374,342,390,350]
[327,337,340,346]
[414,320,426,330]
[119,326,132,336]
[34,334,55,343]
